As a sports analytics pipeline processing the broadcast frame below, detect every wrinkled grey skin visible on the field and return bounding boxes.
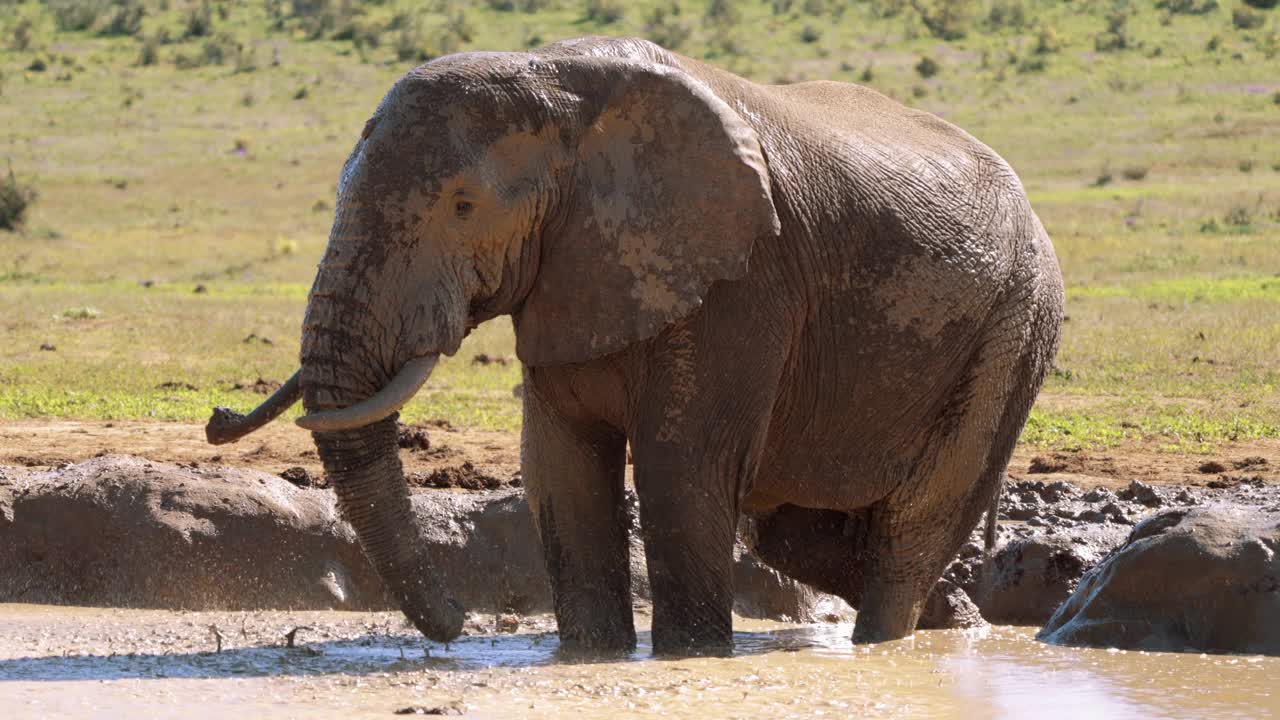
[275,36,1063,656]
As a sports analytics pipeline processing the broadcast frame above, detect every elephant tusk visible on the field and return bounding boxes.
[205,370,303,445]
[296,355,437,433]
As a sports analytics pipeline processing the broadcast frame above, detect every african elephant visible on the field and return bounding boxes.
[207,35,1064,656]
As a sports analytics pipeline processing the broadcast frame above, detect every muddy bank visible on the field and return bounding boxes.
[0,456,851,625]
[2,441,1278,653]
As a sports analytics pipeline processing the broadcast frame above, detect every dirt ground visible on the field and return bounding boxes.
[1,419,1276,491]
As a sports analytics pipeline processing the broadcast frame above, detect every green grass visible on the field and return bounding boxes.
[1,0,1278,450]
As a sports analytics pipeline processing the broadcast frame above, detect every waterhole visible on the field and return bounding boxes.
[1,604,1275,719]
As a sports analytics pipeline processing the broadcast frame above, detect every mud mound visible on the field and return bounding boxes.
[0,456,839,622]
[1040,506,1280,654]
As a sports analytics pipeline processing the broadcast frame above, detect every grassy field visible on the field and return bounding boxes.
[1,0,1278,451]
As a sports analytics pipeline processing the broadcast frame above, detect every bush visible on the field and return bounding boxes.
[800,24,822,42]
[137,36,159,66]
[27,56,47,72]
[987,0,1026,28]
[911,0,972,40]
[706,0,741,25]
[0,165,37,232]
[1155,0,1218,14]
[1121,165,1150,180]
[1095,6,1131,52]
[10,18,33,51]
[184,0,214,39]
[915,55,940,77]
[1243,0,1278,8]
[49,0,102,32]
[645,6,692,50]
[1224,206,1251,226]
[96,0,146,37]
[1033,25,1062,54]
[1232,7,1266,29]
[585,0,626,23]
[1017,55,1046,72]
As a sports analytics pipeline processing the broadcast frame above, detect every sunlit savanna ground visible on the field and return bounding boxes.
[1,0,1278,451]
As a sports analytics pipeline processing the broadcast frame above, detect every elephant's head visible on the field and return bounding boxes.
[206,45,780,641]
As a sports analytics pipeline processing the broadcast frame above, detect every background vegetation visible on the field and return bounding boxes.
[1,0,1277,451]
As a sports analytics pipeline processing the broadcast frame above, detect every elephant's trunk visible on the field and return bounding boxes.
[313,416,465,642]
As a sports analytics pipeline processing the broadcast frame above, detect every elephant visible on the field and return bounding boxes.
[206,35,1064,656]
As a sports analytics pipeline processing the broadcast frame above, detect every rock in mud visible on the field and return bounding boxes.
[918,579,986,630]
[1039,506,1280,654]
[0,456,391,611]
[978,526,1127,624]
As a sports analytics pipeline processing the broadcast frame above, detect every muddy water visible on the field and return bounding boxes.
[1,604,1276,719]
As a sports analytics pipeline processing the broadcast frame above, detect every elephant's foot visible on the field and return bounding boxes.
[851,578,925,643]
[650,608,734,657]
[556,617,638,658]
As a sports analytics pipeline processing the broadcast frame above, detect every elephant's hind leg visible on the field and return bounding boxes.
[853,290,1060,643]
[743,504,872,609]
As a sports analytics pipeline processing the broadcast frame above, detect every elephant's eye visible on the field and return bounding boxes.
[454,200,474,218]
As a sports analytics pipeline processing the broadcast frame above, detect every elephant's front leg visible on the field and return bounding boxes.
[629,317,785,655]
[632,454,742,656]
[522,377,633,655]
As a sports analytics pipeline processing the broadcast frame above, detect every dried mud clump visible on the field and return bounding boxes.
[1198,460,1228,474]
[407,462,512,491]
[1028,456,1069,474]
[396,423,431,451]
[231,378,281,394]
[280,466,326,489]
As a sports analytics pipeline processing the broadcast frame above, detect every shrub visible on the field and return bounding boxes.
[911,0,973,40]
[1121,165,1149,180]
[706,0,741,26]
[96,0,146,37]
[202,38,226,65]
[800,24,822,42]
[0,165,36,231]
[27,56,47,72]
[1033,25,1062,54]
[915,55,940,77]
[184,0,214,39]
[1095,5,1131,52]
[645,6,692,50]
[1232,7,1265,29]
[137,36,159,66]
[1224,206,1251,226]
[1155,0,1219,13]
[49,0,102,32]
[1017,56,1046,72]
[1092,169,1113,187]
[444,11,474,44]
[1243,0,1278,8]
[394,24,428,62]
[1238,159,1254,172]
[986,0,1026,29]
[585,0,626,24]
[10,18,33,51]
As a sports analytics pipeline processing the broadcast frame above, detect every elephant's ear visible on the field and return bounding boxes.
[513,59,780,367]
